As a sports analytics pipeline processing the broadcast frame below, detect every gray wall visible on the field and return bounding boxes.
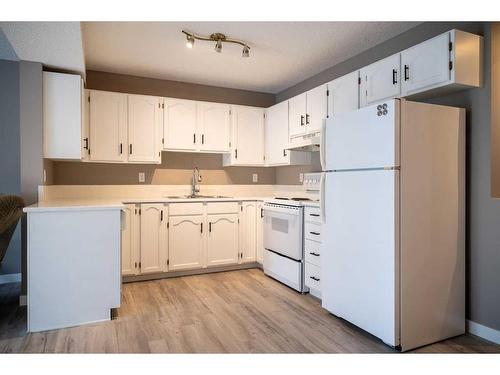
[276,22,500,331]
[0,28,17,61]
[0,59,21,275]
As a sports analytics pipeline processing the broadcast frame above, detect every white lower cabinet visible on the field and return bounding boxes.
[304,206,322,298]
[239,201,257,263]
[206,214,239,267]
[121,204,140,276]
[256,202,264,264]
[140,204,168,274]
[168,215,204,271]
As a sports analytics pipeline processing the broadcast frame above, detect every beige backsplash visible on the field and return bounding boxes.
[47,151,321,186]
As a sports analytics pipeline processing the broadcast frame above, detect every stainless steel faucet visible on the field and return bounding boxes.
[191,167,202,197]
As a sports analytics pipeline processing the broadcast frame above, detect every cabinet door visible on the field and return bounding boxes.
[163,98,198,151]
[121,204,140,276]
[198,102,231,153]
[140,204,167,274]
[240,202,257,263]
[327,71,360,117]
[169,215,204,271]
[360,54,401,107]
[305,84,328,134]
[401,32,451,96]
[89,90,127,162]
[288,93,306,139]
[206,214,239,267]
[43,72,83,160]
[128,95,161,163]
[265,101,290,165]
[256,202,264,264]
[232,106,265,165]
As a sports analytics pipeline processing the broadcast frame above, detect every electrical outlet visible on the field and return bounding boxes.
[252,173,258,183]
[138,172,145,183]
[299,173,304,183]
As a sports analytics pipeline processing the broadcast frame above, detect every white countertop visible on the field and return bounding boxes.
[23,196,272,213]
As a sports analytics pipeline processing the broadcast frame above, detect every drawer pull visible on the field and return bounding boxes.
[310,276,320,282]
[309,252,320,257]
[309,213,320,217]
[309,231,320,236]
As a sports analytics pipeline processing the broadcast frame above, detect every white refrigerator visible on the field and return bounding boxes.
[319,99,466,351]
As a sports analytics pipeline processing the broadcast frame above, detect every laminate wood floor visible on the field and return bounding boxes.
[1,268,499,353]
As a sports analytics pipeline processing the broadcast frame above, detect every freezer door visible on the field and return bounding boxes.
[321,169,399,347]
[324,99,400,171]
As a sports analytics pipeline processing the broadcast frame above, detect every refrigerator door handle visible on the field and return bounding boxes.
[320,122,326,171]
[320,173,326,224]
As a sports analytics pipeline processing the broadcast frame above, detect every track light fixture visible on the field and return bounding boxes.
[181,30,250,58]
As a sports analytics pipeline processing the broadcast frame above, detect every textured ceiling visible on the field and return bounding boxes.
[82,22,420,94]
[0,22,85,75]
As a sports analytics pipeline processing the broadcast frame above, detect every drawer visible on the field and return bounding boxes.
[304,239,321,267]
[305,221,322,242]
[305,206,321,224]
[263,250,303,292]
[206,202,239,214]
[169,202,204,216]
[305,262,321,291]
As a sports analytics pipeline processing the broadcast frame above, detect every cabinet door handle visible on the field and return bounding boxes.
[309,213,320,217]
[202,134,205,144]
[300,115,305,126]
[209,222,212,233]
[200,222,203,233]
[404,64,409,81]
[392,69,398,85]
[119,143,123,154]
[283,149,287,157]
[306,114,310,125]
[309,252,320,257]
[160,210,163,222]
[129,144,133,155]
[310,231,320,236]
[310,276,320,281]
[235,149,238,159]
[260,208,264,218]
[84,138,89,150]
[193,133,196,144]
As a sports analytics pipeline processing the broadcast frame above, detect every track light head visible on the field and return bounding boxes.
[186,34,195,48]
[242,45,250,58]
[215,39,222,53]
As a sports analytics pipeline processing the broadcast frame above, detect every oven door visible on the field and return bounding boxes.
[263,203,303,260]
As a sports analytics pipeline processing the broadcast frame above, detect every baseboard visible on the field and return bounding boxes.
[0,273,21,284]
[467,320,500,345]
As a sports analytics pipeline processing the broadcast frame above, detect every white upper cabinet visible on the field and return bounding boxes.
[306,84,328,134]
[127,94,162,164]
[198,102,231,153]
[168,215,205,271]
[163,98,198,152]
[401,29,483,97]
[360,53,401,107]
[223,105,265,166]
[43,72,88,160]
[88,90,128,163]
[206,214,239,267]
[288,93,307,139]
[265,101,310,166]
[327,71,360,117]
[140,204,167,274]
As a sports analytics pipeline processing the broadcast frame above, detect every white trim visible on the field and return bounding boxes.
[467,320,500,345]
[0,273,21,284]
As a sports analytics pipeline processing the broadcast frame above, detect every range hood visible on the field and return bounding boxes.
[285,132,321,152]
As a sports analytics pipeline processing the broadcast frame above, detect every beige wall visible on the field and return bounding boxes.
[51,152,275,185]
[275,152,322,185]
[491,23,500,197]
